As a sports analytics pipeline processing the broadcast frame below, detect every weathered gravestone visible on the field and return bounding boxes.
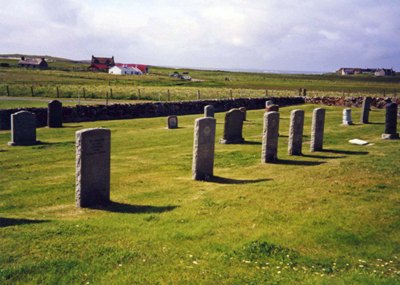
[167,115,178,129]
[265,100,274,107]
[239,107,247,121]
[76,128,111,208]
[342,108,353,125]
[220,109,244,144]
[8,111,39,146]
[265,104,279,112]
[382,102,399,139]
[47,100,63,128]
[360,97,372,124]
[261,111,280,163]
[192,117,216,181]
[310,108,326,152]
[204,105,215,118]
[288,109,304,155]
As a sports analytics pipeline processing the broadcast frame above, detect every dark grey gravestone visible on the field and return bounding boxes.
[360,97,371,124]
[382,102,399,139]
[192,117,216,181]
[8,111,38,146]
[288,109,304,155]
[220,109,244,144]
[204,105,215,118]
[261,111,279,163]
[167,115,178,129]
[310,108,325,152]
[342,108,353,125]
[76,128,111,208]
[48,100,63,128]
[239,107,247,121]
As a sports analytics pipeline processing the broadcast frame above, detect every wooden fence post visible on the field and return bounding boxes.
[197,90,201,100]
[31,86,34,97]
[56,86,60,98]
[167,89,170,101]
[106,92,109,105]
[110,88,113,99]
[230,89,233,99]
[6,85,10,96]
[83,88,86,99]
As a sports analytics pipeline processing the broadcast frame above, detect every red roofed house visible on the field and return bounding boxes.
[115,63,148,74]
[88,55,115,72]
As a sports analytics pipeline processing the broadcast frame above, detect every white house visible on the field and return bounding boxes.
[109,65,143,75]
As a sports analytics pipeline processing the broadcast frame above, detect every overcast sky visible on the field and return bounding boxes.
[1,0,399,72]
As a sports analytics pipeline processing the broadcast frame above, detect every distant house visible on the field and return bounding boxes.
[374,68,395,77]
[88,55,115,72]
[109,65,143,75]
[115,63,148,74]
[18,57,48,69]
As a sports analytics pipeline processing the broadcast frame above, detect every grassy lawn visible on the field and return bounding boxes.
[0,104,399,284]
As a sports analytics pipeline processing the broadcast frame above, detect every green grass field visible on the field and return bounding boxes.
[1,104,399,284]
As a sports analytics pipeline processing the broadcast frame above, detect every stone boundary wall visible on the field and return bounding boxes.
[1,96,398,130]
[0,97,303,130]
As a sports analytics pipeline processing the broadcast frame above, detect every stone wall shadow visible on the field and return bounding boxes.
[91,202,178,214]
[209,176,271,184]
[0,217,48,228]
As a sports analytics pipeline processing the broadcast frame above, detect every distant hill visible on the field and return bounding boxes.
[0,54,89,64]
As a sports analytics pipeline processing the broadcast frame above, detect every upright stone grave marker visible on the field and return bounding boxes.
[288,109,304,155]
[204,105,215,118]
[8,111,38,146]
[310,108,326,152]
[220,109,244,144]
[265,100,274,107]
[76,128,111,208]
[261,111,280,163]
[265,104,279,112]
[382,102,399,139]
[342,108,353,125]
[360,97,372,124]
[239,107,247,121]
[48,100,63,128]
[167,115,178,129]
[192,117,216,180]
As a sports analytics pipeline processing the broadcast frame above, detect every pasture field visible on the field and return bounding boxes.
[0,105,399,284]
[0,58,399,101]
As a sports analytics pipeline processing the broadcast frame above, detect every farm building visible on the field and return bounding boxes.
[109,65,143,75]
[18,57,48,69]
[374,68,396,76]
[88,55,115,72]
[336,67,395,76]
[115,63,149,74]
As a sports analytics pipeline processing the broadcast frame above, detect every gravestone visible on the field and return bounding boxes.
[220,109,244,144]
[192,117,216,180]
[288,109,304,155]
[265,100,274,107]
[360,97,371,124]
[261,111,280,163]
[382,102,399,139]
[47,100,63,128]
[167,115,178,129]
[310,108,325,152]
[204,105,215,118]
[342,108,353,125]
[76,128,111,208]
[239,107,247,121]
[8,111,38,146]
[265,104,279,112]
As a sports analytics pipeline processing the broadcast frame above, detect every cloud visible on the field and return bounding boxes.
[0,0,399,71]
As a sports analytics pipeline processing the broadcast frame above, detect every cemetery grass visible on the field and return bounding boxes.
[0,105,399,284]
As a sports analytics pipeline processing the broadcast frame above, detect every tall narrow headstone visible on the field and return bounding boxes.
[239,107,247,121]
[48,100,63,128]
[310,108,325,152]
[220,109,245,144]
[342,108,353,125]
[167,115,178,129]
[204,105,215,118]
[261,111,280,163]
[8,111,38,146]
[382,102,399,139]
[360,97,372,124]
[76,128,111,208]
[192,117,216,181]
[288,109,304,155]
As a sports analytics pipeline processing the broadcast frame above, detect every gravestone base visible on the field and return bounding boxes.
[342,121,353,125]
[381,133,399,139]
[219,137,244,144]
[8,140,40,146]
